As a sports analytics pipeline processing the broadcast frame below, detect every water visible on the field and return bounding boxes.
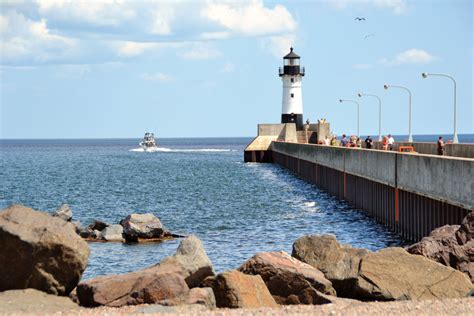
[4,136,467,280]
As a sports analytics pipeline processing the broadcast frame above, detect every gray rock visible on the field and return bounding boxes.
[101,224,124,242]
[354,247,472,301]
[0,204,90,295]
[52,204,73,222]
[0,289,81,314]
[456,211,473,245]
[292,234,369,297]
[121,213,169,242]
[160,235,215,288]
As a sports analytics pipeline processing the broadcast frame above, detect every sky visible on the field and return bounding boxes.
[0,0,472,138]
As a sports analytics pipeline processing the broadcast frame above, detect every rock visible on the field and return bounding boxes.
[88,220,109,232]
[52,204,73,222]
[238,251,336,304]
[355,247,472,301]
[76,264,189,307]
[212,270,278,308]
[158,287,216,309]
[292,234,369,297]
[456,212,474,245]
[121,213,169,242]
[407,224,474,282]
[101,224,124,242]
[0,204,90,295]
[0,289,81,314]
[200,276,216,288]
[160,235,215,288]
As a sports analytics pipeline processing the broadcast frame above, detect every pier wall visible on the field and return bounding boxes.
[271,142,473,241]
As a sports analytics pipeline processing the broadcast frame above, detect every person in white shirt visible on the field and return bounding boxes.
[324,136,330,145]
[388,134,395,150]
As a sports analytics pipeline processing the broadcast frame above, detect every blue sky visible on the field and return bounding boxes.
[0,0,472,138]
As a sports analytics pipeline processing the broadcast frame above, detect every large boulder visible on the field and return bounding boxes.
[212,270,278,308]
[354,247,472,301]
[407,224,474,282]
[238,251,336,304]
[52,204,72,222]
[292,234,369,297]
[0,289,81,314]
[0,205,90,295]
[121,213,169,242]
[160,235,215,288]
[76,264,189,307]
[101,224,124,242]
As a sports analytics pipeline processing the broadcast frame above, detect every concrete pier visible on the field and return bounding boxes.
[246,136,473,242]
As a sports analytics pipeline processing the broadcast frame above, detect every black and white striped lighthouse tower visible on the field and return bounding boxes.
[279,47,305,130]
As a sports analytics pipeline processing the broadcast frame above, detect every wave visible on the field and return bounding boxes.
[129,147,234,153]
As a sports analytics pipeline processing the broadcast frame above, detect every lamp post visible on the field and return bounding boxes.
[421,73,458,144]
[339,99,360,137]
[358,93,382,141]
[384,84,413,142]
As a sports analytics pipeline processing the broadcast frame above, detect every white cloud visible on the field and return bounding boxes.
[353,63,372,70]
[141,72,173,82]
[179,43,221,60]
[0,12,77,63]
[379,49,438,66]
[201,0,297,36]
[150,7,175,35]
[36,0,136,26]
[261,34,296,58]
[328,0,408,14]
[199,31,230,40]
[221,62,235,73]
[116,41,159,57]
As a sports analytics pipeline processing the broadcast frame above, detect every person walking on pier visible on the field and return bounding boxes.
[330,136,338,146]
[382,136,389,150]
[388,134,395,150]
[340,134,349,147]
[365,136,373,149]
[437,136,445,155]
[356,137,362,148]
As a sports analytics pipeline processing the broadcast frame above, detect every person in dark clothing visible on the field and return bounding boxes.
[365,136,373,149]
[437,136,445,155]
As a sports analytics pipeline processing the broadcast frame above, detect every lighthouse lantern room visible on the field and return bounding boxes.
[279,47,305,130]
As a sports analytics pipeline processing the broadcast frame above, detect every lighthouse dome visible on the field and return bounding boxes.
[283,47,300,59]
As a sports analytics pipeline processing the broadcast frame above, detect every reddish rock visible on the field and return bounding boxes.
[238,251,336,304]
[159,287,216,309]
[76,264,189,307]
[407,223,474,282]
[456,212,473,245]
[0,205,89,295]
[212,270,278,308]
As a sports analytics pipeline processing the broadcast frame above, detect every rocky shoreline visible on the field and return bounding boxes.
[0,204,472,315]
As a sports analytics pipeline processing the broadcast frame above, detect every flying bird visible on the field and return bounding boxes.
[355,17,366,21]
[364,33,375,39]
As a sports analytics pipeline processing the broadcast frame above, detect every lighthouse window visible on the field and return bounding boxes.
[291,93,294,98]
[291,78,294,83]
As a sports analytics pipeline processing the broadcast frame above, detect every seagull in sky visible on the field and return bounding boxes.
[364,33,375,39]
[355,17,366,21]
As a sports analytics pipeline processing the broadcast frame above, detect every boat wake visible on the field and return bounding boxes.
[129,147,234,153]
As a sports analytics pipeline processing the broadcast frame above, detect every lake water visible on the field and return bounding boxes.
[2,136,470,280]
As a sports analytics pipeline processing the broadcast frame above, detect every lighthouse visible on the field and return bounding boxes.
[279,47,305,130]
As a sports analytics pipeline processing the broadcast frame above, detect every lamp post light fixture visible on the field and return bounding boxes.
[384,84,413,142]
[358,93,382,141]
[339,99,360,137]
[421,72,458,144]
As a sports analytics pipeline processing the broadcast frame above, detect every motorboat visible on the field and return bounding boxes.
[139,132,158,151]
